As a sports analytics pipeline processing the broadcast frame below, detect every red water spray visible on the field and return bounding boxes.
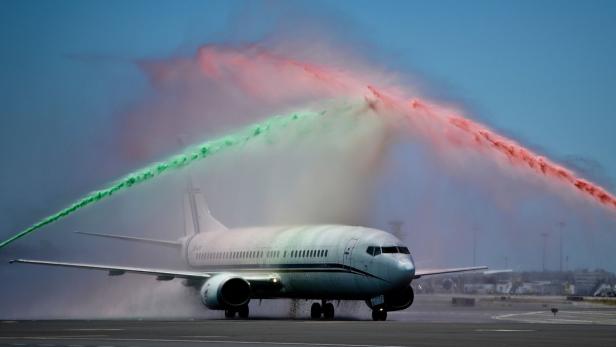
[190,45,616,211]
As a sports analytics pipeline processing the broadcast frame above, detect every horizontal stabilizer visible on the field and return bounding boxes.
[414,266,488,279]
[75,231,181,249]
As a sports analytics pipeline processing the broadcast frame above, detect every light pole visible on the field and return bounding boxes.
[473,227,478,267]
[558,222,565,273]
[541,232,549,272]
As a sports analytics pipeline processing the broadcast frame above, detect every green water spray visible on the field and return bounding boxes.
[0,110,320,249]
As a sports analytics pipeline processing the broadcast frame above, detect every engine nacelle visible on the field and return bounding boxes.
[200,274,251,309]
[366,285,414,311]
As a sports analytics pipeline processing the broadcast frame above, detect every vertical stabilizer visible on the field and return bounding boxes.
[182,177,227,235]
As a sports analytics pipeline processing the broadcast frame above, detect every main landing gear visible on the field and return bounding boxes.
[311,301,335,320]
[224,304,250,319]
[371,307,387,321]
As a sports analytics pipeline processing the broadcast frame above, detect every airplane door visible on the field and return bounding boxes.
[342,238,358,268]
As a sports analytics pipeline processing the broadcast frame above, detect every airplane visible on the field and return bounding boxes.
[9,181,487,321]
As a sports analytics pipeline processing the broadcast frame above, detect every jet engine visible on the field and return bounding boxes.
[366,285,414,311]
[200,274,251,309]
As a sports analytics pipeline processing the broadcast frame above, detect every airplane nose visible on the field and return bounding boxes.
[399,261,414,274]
[395,260,415,282]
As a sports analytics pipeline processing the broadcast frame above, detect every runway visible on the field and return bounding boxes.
[1,320,616,347]
[2,295,616,347]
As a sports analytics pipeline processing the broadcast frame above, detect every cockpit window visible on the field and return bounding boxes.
[398,246,410,254]
[366,246,383,256]
[382,246,398,253]
[367,246,409,256]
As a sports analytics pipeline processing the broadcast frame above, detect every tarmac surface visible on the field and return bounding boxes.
[1,295,615,347]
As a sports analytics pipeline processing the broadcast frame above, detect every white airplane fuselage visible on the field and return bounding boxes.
[183,225,415,300]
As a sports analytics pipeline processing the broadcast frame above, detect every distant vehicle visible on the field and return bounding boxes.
[593,284,616,297]
[10,183,486,321]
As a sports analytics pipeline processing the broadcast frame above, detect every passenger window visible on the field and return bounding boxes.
[283,251,287,257]
[325,250,328,257]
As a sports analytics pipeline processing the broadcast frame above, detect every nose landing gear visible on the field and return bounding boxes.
[310,301,335,320]
[371,307,387,321]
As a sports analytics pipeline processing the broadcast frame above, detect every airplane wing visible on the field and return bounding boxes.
[9,258,211,281]
[9,258,281,291]
[413,266,488,279]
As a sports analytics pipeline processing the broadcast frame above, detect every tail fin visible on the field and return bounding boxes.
[183,176,227,235]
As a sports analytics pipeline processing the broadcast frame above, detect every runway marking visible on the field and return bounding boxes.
[0,336,407,347]
[178,336,229,338]
[475,329,534,332]
[0,335,108,339]
[65,329,124,331]
[492,310,616,325]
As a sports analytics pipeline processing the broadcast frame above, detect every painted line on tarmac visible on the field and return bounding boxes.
[65,329,124,331]
[492,311,616,325]
[475,329,534,332]
[0,336,408,347]
[0,335,108,339]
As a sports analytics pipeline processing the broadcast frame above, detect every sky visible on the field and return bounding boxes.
[1,0,616,310]
[2,0,615,181]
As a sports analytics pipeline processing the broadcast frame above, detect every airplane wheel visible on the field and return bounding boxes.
[310,303,322,320]
[224,309,235,319]
[371,308,387,321]
[323,302,335,320]
[238,305,249,319]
